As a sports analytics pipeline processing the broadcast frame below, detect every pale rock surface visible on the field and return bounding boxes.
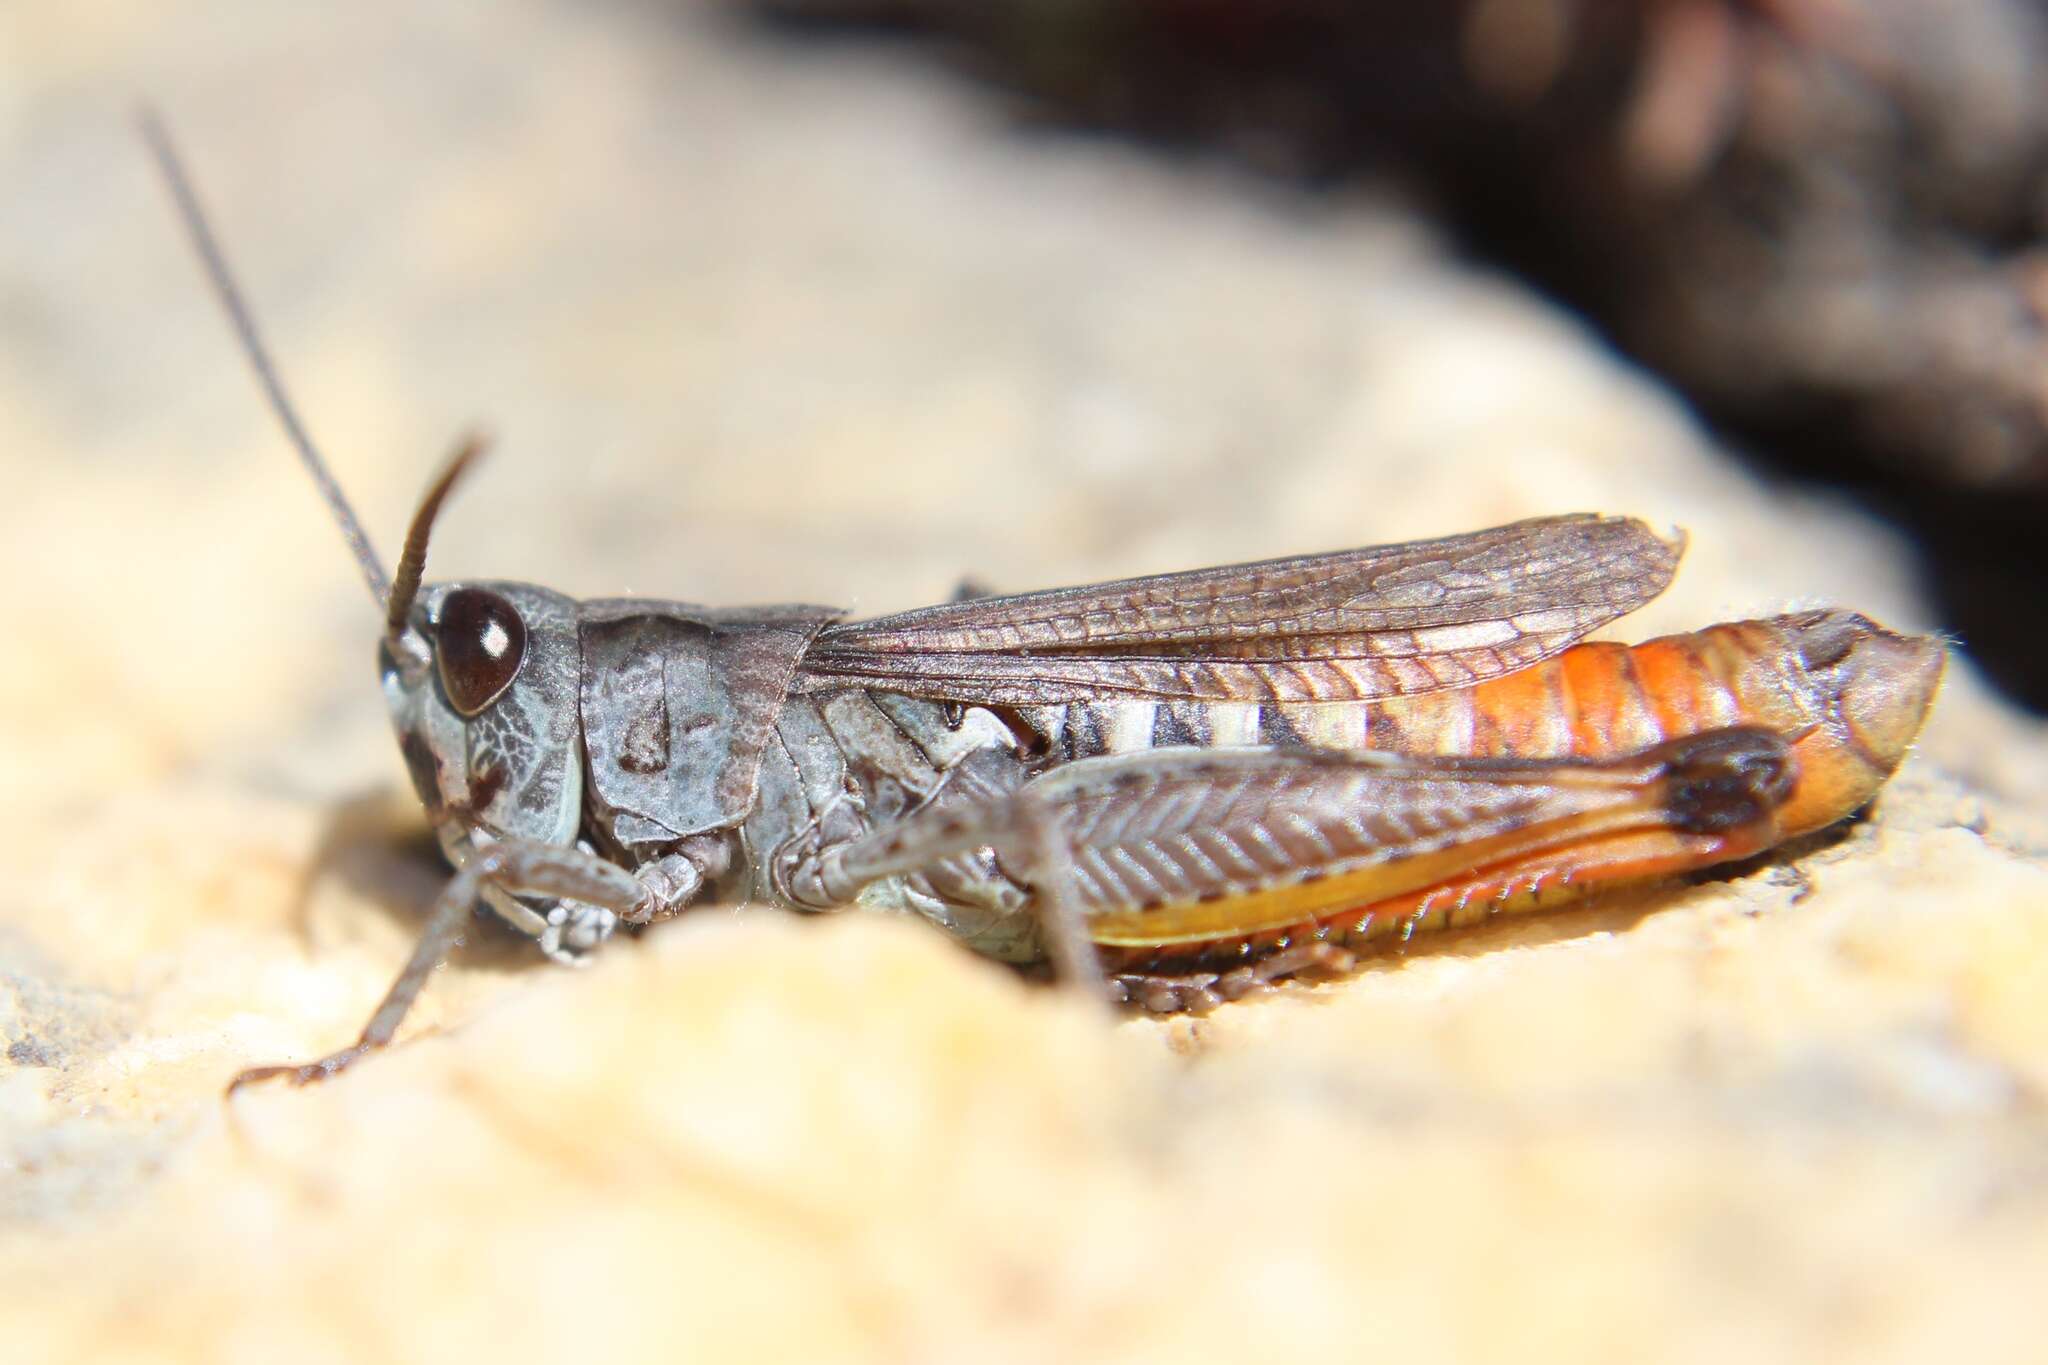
[3,2,2046,1361]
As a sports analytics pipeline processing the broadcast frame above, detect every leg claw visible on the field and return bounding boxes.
[227,1041,374,1094]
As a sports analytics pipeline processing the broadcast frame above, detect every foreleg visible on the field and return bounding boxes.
[231,835,643,1091]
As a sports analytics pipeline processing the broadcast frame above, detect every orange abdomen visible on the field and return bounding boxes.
[1362,610,1943,838]
[1089,610,1942,979]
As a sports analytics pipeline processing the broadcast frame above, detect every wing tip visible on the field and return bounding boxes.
[1591,513,1687,595]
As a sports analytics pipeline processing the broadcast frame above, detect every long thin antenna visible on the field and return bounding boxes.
[386,432,489,639]
[138,107,392,607]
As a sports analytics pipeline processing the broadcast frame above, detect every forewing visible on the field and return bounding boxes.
[801,514,1680,703]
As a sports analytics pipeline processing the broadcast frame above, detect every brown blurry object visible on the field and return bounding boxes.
[746,0,2048,490]
[741,0,2048,708]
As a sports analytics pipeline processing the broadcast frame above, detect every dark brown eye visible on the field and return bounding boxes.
[435,588,527,716]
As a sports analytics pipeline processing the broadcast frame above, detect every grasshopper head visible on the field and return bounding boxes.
[381,579,585,853]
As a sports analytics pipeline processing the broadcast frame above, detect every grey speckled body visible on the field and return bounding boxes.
[377,514,1699,971]
[379,522,1939,980]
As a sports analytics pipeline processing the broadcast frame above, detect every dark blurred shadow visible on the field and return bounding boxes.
[293,791,536,968]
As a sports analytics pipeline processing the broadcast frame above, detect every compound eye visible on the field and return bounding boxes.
[435,588,527,716]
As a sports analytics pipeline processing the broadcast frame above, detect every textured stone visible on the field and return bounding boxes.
[3,2,2045,1362]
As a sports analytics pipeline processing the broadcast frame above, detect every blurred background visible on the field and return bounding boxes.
[5,3,2047,1362]
[752,0,2048,706]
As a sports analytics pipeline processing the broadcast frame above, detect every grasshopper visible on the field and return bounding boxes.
[144,118,1944,1089]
